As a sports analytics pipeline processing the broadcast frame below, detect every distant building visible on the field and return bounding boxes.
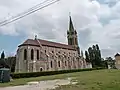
[15,16,87,73]
[115,53,120,69]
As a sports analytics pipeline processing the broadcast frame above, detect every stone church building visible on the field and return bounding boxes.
[15,16,87,72]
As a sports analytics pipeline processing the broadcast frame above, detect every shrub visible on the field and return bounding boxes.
[11,67,104,79]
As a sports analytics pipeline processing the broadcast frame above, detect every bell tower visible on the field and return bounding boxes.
[67,15,80,54]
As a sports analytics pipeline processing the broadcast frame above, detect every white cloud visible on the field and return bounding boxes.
[1,0,120,58]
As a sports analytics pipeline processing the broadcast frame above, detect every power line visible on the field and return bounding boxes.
[0,0,59,26]
[0,0,51,25]
[0,0,60,27]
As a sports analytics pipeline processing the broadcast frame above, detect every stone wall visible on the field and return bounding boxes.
[15,44,85,73]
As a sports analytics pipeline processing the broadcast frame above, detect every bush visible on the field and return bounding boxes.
[11,67,104,79]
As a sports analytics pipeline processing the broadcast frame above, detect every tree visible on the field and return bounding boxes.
[0,51,6,68]
[5,56,16,72]
[6,56,16,72]
[95,44,102,66]
[92,45,96,65]
[87,44,102,67]
[101,60,108,68]
[92,44,102,67]
[106,57,112,61]
[1,51,5,59]
[88,47,94,66]
[96,44,99,50]
[105,57,115,69]
[85,51,90,62]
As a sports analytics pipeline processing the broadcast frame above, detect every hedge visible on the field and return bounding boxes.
[10,67,104,79]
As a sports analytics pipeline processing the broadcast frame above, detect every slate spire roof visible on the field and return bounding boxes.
[69,15,75,32]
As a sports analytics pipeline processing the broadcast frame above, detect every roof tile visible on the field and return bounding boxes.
[19,39,76,50]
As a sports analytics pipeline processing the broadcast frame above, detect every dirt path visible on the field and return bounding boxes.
[0,78,77,90]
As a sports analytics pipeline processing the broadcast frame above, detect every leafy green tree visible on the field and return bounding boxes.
[105,57,115,69]
[0,51,6,68]
[87,44,102,67]
[85,51,90,62]
[8,56,16,72]
[101,60,108,68]
[88,47,95,66]
[1,51,5,59]
[95,44,102,66]
[92,45,96,64]
[96,44,99,50]
[4,56,16,72]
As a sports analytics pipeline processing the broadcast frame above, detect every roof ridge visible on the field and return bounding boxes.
[18,38,76,50]
[37,39,72,46]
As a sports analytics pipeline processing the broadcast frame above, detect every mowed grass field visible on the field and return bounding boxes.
[53,69,120,90]
[0,69,120,90]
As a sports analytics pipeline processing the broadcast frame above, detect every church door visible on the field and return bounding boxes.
[40,67,43,71]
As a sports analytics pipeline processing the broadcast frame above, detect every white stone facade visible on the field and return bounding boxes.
[15,43,86,72]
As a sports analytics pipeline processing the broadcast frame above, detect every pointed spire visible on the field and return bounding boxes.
[35,35,37,40]
[69,13,74,32]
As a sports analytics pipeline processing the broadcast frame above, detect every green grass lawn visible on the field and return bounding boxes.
[0,69,120,90]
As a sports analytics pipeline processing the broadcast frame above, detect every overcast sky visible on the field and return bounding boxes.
[0,0,120,58]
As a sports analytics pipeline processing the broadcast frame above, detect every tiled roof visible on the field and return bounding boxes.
[18,39,76,50]
[115,53,120,57]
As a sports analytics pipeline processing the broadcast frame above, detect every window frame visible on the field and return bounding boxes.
[31,49,34,60]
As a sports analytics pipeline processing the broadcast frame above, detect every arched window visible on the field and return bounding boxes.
[24,49,27,60]
[31,49,34,60]
[45,50,46,53]
[37,50,39,60]
[58,61,61,67]
[40,68,43,71]
[51,61,53,68]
